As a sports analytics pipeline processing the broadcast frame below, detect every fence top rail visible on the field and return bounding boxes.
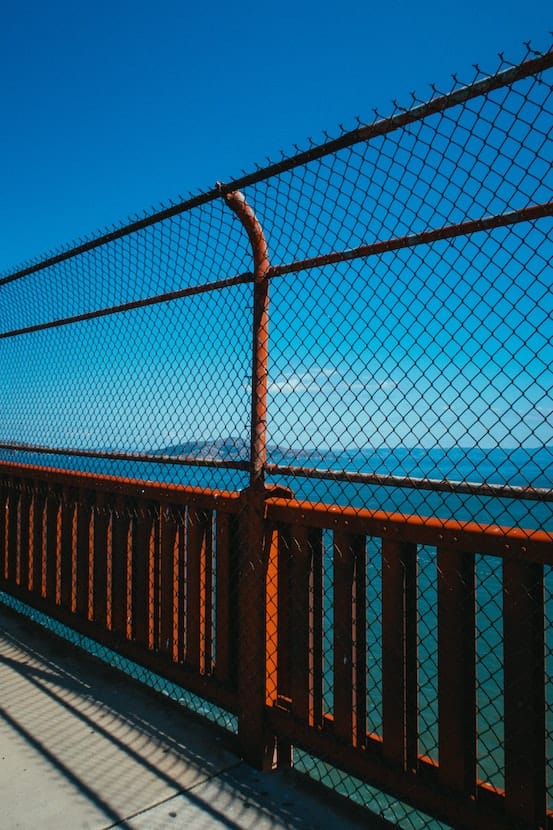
[1,460,552,559]
[1,46,551,287]
[266,497,553,560]
[0,461,242,511]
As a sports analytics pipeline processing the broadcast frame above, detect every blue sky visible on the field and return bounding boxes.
[1,1,551,271]
[0,2,551,460]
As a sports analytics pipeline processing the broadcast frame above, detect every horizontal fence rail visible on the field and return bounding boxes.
[0,41,552,830]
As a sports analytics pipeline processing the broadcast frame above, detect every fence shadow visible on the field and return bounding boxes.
[0,602,389,829]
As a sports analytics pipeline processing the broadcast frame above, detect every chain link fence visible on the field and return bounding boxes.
[1,41,552,830]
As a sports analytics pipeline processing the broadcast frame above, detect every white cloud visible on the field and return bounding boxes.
[269,365,397,395]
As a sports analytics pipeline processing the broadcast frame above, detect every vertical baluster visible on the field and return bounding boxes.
[158,505,177,659]
[32,489,46,597]
[18,486,31,591]
[186,508,211,673]
[312,527,324,728]
[333,529,367,747]
[203,510,214,674]
[92,491,110,627]
[131,501,154,648]
[59,489,76,610]
[7,483,20,585]
[290,524,324,729]
[265,521,279,708]
[75,490,92,618]
[186,507,201,671]
[382,539,418,770]
[276,524,292,704]
[215,511,232,684]
[44,487,59,603]
[111,496,130,639]
[268,522,293,768]
[149,505,160,651]
[0,483,7,582]
[437,547,476,794]
[354,533,367,747]
[61,489,74,607]
[290,523,311,725]
[174,508,186,663]
[503,558,545,827]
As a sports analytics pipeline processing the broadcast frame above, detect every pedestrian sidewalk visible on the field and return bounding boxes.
[0,604,391,829]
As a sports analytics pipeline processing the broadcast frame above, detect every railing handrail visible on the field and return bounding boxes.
[0,459,242,509]
[266,496,553,557]
[2,460,550,552]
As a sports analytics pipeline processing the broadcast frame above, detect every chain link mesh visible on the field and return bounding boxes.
[0,42,552,830]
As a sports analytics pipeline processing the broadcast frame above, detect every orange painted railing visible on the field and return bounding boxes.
[263,498,553,830]
[1,460,553,830]
[0,461,241,713]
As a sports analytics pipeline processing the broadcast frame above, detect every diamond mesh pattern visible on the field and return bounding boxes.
[0,43,551,830]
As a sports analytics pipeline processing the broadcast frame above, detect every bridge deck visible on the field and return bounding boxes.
[0,604,387,830]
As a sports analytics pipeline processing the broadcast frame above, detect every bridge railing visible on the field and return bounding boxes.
[263,496,553,830]
[1,40,552,830]
[2,460,553,829]
[0,461,241,713]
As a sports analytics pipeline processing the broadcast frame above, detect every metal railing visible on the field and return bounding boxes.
[1,41,552,830]
[0,463,241,711]
[1,461,552,829]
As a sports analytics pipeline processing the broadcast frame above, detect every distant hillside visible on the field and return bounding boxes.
[158,436,250,461]
[157,437,307,463]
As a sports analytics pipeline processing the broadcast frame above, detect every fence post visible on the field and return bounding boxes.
[237,485,274,768]
[220,185,289,769]
[218,184,269,491]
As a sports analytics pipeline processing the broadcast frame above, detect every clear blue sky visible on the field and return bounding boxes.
[0,2,551,464]
[1,0,551,272]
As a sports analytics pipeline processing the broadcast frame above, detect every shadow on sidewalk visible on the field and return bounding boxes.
[0,603,392,829]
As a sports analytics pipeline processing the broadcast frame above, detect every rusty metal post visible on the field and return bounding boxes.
[219,186,269,489]
[219,185,277,769]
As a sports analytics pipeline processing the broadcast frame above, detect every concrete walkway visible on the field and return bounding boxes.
[0,604,392,829]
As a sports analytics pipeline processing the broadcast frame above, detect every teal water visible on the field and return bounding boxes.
[2,444,552,528]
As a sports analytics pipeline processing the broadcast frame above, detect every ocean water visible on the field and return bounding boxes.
[1,444,552,529]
